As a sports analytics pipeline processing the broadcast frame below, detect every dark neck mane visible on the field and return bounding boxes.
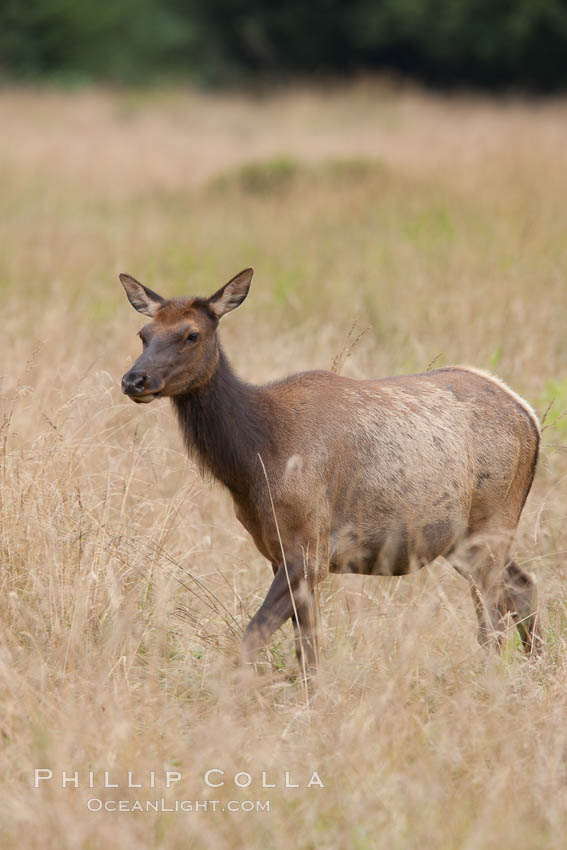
[172,346,274,495]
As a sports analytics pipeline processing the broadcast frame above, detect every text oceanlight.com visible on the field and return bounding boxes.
[87,799,270,813]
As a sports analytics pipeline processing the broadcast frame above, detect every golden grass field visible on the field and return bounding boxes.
[1,80,567,849]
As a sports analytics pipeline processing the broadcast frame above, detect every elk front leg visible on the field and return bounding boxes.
[267,561,319,676]
[241,560,315,673]
[290,590,318,677]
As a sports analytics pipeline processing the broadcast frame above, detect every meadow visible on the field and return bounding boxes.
[1,80,567,849]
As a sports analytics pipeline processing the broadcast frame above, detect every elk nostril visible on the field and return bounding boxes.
[123,372,148,394]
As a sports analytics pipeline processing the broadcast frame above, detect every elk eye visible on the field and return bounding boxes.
[186,331,200,343]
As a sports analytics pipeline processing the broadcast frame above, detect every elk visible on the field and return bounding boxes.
[120,267,542,677]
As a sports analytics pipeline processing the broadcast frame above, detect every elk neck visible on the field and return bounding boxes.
[171,344,276,496]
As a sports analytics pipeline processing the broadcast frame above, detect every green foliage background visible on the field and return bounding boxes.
[1,0,567,89]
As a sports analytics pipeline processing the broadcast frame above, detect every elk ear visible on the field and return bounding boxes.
[119,273,165,318]
[208,268,253,319]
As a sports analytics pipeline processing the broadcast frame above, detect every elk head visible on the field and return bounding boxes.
[120,268,253,402]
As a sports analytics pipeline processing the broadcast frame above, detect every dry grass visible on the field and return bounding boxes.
[1,80,567,849]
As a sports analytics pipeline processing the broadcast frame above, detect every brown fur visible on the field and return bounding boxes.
[120,269,543,676]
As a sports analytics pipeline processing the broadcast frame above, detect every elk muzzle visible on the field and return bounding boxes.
[121,369,163,403]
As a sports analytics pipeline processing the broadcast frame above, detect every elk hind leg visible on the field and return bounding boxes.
[498,560,542,656]
[450,533,510,651]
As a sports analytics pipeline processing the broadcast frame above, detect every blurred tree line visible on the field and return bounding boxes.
[1,0,566,89]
